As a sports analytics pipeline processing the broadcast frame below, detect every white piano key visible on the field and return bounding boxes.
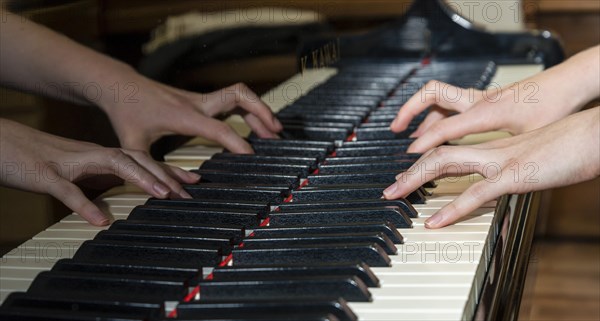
[0,267,47,280]
[375,274,474,285]
[60,213,129,223]
[33,230,98,241]
[46,222,109,232]
[164,145,223,162]
[370,263,478,275]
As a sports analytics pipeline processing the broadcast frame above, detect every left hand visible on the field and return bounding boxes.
[102,78,282,153]
[383,107,600,228]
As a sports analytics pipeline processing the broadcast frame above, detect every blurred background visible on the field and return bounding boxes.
[0,1,598,319]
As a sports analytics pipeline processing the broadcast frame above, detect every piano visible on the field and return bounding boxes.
[0,0,561,320]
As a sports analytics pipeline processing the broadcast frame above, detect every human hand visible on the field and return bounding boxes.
[384,107,600,228]
[0,119,200,226]
[390,46,600,153]
[103,77,282,153]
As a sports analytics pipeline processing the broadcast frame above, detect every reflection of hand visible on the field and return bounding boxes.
[384,107,600,229]
[0,119,200,226]
[390,46,600,153]
[104,78,282,153]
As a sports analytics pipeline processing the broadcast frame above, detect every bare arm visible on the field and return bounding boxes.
[0,10,282,152]
[390,45,600,153]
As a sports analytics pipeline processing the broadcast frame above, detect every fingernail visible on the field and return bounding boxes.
[272,115,283,131]
[383,182,398,198]
[153,182,170,197]
[395,173,403,180]
[96,218,111,226]
[425,214,442,229]
[179,189,192,199]
[188,172,201,182]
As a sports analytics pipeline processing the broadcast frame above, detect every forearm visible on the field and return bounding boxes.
[0,10,139,109]
[531,45,600,113]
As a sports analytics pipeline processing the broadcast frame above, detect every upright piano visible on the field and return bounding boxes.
[0,0,562,320]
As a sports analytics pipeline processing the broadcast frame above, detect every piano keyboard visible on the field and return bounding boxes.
[0,61,543,321]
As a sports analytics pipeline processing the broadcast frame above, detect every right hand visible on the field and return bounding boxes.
[385,107,600,228]
[0,119,200,226]
[390,46,600,153]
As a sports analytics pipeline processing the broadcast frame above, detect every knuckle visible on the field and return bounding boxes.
[431,145,453,160]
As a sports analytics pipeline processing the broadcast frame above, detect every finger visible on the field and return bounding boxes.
[390,81,477,132]
[203,83,282,133]
[243,113,279,138]
[121,149,196,198]
[96,149,174,199]
[424,178,506,229]
[193,117,254,153]
[46,177,110,226]
[384,146,482,199]
[406,108,497,153]
[410,109,447,137]
[168,111,254,154]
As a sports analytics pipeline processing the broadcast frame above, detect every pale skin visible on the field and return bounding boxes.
[0,11,281,225]
[385,45,600,228]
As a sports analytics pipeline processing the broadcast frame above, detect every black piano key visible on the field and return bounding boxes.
[210,153,318,168]
[251,222,404,244]
[145,198,271,218]
[200,160,311,177]
[275,199,417,219]
[0,308,144,321]
[73,240,221,268]
[291,185,383,202]
[280,106,369,116]
[279,126,350,141]
[1,292,162,320]
[248,138,335,151]
[252,145,330,160]
[275,114,363,125]
[292,185,426,204]
[197,276,371,302]
[193,170,300,189]
[334,145,409,157]
[182,184,288,203]
[94,230,234,255]
[242,232,397,255]
[324,154,422,164]
[128,205,261,227]
[165,314,341,321]
[52,258,204,280]
[232,243,391,267]
[26,271,188,303]
[281,105,372,112]
[318,162,414,174]
[279,120,355,130]
[340,139,415,147]
[212,262,379,287]
[174,299,357,321]
[110,220,245,243]
[355,127,414,140]
[308,172,401,185]
[269,207,412,229]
